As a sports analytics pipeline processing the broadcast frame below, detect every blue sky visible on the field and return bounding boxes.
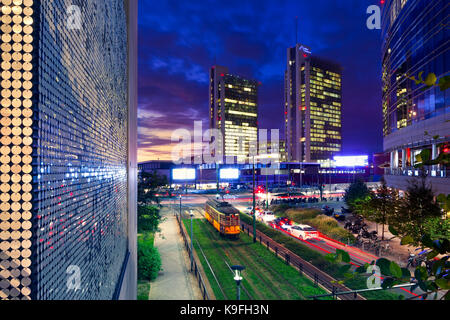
[138,0,384,161]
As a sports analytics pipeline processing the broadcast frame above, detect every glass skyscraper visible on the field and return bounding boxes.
[209,65,258,162]
[0,0,137,300]
[382,0,449,194]
[285,44,342,163]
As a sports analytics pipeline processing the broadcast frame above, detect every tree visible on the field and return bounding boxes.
[138,205,162,233]
[344,179,370,212]
[367,178,399,240]
[390,179,443,246]
[354,178,399,240]
[138,171,168,206]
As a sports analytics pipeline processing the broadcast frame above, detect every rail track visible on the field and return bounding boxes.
[239,219,365,300]
[191,208,255,300]
[193,208,336,300]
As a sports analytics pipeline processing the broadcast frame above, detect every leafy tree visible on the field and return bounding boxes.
[138,205,162,233]
[344,179,370,212]
[356,177,399,240]
[390,179,443,246]
[138,171,168,206]
[406,72,450,92]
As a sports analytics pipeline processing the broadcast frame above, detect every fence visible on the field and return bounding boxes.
[241,222,366,300]
[176,214,210,300]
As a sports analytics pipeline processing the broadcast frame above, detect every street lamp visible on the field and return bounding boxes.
[231,265,245,300]
[252,156,256,243]
[189,210,194,271]
[179,194,182,217]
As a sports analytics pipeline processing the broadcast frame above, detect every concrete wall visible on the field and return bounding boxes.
[384,175,450,195]
[384,112,450,152]
[119,0,138,300]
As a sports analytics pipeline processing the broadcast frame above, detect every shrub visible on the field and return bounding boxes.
[285,208,321,221]
[241,212,401,300]
[138,239,161,281]
[138,205,161,233]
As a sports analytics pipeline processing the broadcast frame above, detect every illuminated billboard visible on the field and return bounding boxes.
[172,168,196,180]
[333,155,369,167]
[220,168,240,180]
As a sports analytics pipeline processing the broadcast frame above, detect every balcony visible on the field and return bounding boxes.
[385,167,448,178]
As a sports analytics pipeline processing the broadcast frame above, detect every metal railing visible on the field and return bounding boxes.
[308,283,417,300]
[176,214,210,300]
[240,222,365,300]
[385,167,448,178]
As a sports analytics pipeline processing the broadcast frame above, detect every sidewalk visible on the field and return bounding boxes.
[149,207,202,300]
[360,220,416,267]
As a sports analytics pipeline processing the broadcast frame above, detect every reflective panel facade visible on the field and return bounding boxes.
[1,0,131,300]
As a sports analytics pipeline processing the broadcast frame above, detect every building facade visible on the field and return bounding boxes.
[285,44,343,164]
[381,0,449,194]
[209,65,258,161]
[0,0,137,300]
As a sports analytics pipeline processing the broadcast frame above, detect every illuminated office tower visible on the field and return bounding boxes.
[285,44,342,163]
[0,0,137,300]
[209,66,258,161]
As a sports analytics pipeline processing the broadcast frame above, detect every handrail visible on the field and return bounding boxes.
[176,213,211,300]
[240,222,366,300]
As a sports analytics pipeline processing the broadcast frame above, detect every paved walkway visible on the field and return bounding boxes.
[149,207,202,300]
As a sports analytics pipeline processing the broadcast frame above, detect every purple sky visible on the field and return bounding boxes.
[138,0,384,162]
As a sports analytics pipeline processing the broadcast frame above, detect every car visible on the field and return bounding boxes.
[333,213,346,222]
[259,211,276,222]
[290,224,319,240]
[280,223,293,232]
[243,207,253,214]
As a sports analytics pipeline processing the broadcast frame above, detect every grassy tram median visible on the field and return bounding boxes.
[240,213,404,300]
[183,218,330,300]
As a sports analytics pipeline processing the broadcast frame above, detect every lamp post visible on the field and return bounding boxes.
[216,162,220,193]
[265,173,269,210]
[231,265,245,300]
[179,194,182,218]
[189,210,194,271]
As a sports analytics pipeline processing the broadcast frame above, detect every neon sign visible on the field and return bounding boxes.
[299,45,312,55]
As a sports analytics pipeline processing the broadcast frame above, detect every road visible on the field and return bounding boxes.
[161,192,423,300]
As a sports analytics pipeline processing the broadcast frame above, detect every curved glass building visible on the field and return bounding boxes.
[381,0,449,194]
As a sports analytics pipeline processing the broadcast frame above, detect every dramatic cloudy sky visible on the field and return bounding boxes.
[138,0,384,162]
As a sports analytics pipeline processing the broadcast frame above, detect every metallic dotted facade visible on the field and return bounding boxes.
[0,0,129,300]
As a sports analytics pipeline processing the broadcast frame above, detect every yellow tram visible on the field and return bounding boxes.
[204,199,240,237]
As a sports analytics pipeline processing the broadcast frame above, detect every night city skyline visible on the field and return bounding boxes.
[0,0,448,305]
[138,0,384,162]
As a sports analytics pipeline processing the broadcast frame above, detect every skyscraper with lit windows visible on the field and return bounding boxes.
[285,44,343,163]
[209,66,258,161]
[0,0,137,300]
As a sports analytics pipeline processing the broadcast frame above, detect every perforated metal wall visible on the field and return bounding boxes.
[0,0,129,300]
